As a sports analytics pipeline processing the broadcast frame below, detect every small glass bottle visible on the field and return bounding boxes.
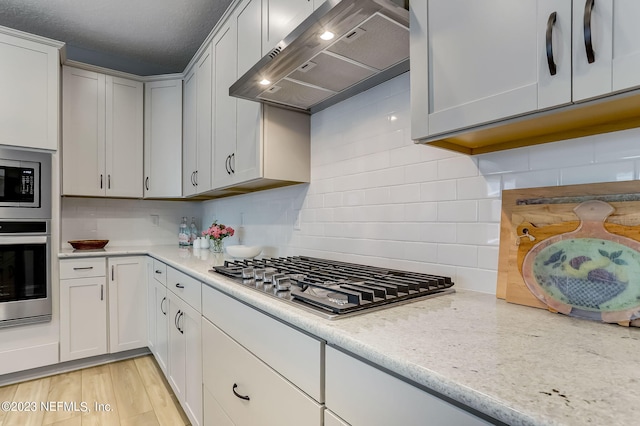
[178,217,190,246]
[189,217,198,245]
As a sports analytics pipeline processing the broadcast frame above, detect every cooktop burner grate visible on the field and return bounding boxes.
[211,256,455,319]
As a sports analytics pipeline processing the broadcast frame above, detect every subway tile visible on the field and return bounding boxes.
[455,267,498,294]
[390,183,421,203]
[477,148,529,175]
[502,170,560,190]
[456,175,502,200]
[529,137,595,170]
[560,161,635,185]
[343,191,365,206]
[401,242,438,263]
[437,156,479,180]
[315,208,334,223]
[364,187,391,205]
[324,192,343,208]
[405,162,438,183]
[363,167,405,189]
[456,223,500,246]
[418,144,460,162]
[594,128,640,162]
[419,223,457,243]
[477,246,499,270]
[478,199,502,222]
[437,244,478,268]
[420,180,457,201]
[358,204,406,222]
[404,202,438,222]
[389,145,426,167]
[437,200,478,222]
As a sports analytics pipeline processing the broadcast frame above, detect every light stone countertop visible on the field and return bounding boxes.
[59,245,640,425]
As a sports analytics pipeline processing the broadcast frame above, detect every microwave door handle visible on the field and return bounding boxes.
[0,236,47,245]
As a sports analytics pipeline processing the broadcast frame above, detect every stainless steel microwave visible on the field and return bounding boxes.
[0,148,51,219]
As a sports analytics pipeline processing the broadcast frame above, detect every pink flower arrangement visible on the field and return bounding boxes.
[202,221,235,241]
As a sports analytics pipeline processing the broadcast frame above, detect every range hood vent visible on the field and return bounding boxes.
[229,0,409,114]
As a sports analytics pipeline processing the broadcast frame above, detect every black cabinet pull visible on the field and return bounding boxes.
[232,384,250,401]
[546,12,558,76]
[160,297,166,315]
[174,310,181,330]
[145,176,149,191]
[73,266,94,271]
[583,0,595,64]
[225,155,231,175]
[108,174,111,189]
[195,170,198,186]
[155,270,162,274]
[175,283,185,289]
[230,153,235,174]
[111,265,114,281]
[190,171,195,186]
[100,285,104,301]
[100,174,103,189]
[178,311,184,334]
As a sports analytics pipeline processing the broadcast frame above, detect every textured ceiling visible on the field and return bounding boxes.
[0,0,234,75]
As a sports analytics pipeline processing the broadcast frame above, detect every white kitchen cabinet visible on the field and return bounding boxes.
[167,289,202,426]
[211,0,311,192]
[212,20,238,189]
[416,0,572,138]
[573,0,640,101]
[107,257,147,353]
[144,79,183,198]
[325,347,492,426]
[59,258,107,362]
[0,28,61,151]
[62,66,143,197]
[182,68,198,197]
[0,27,61,151]
[202,318,322,426]
[262,0,314,55]
[147,262,169,374]
[182,44,213,196]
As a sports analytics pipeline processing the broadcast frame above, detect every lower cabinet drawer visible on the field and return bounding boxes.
[60,258,106,279]
[167,266,201,310]
[325,347,492,426]
[202,318,322,426]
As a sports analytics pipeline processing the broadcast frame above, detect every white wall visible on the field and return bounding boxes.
[205,71,640,294]
[61,197,203,247]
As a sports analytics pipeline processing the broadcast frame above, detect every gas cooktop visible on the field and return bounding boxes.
[211,256,455,319]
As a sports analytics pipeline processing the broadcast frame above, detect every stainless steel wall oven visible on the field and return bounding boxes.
[0,148,52,327]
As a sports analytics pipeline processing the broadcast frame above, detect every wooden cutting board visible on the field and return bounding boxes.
[498,182,640,327]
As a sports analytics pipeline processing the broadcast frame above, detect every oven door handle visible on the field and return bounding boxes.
[0,236,47,245]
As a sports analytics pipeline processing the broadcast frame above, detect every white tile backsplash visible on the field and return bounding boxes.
[200,72,640,295]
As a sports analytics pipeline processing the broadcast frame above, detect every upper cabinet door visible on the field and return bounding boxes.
[573,0,640,101]
[212,22,238,189]
[105,76,143,198]
[426,0,571,136]
[62,67,107,197]
[262,0,314,54]
[196,45,213,193]
[144,79,183,198]
[0,31,60,151]
[182,69,198,197]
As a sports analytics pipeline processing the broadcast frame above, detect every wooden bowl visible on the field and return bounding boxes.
[68,240,109,250]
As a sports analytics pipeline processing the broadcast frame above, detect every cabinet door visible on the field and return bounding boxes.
[235,0,263,184]
[196,44,213,194]
[0,31,59,151]
[108,257,147,353]
[62,66,106,196]
[611,0,640,93]
[106,76,143,197]
[213,21,239,190]
[202,318,322,426]
[147,259,169,374]
[183,68,198,197]
[426,0,570,136]
[262,0,314,54]
[168,294,202,426]
[144,79,183,198]
[325,347,491,426]
[60,276,107,362]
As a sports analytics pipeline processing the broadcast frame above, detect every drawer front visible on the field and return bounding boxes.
[60,258,106,279]
[202,284,323,402]
[325,347,491,426]
[167,266,201,310]
[152,259,167,286]
[202,319,322,426]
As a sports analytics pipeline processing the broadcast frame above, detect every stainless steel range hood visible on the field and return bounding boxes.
[229,0,409,114]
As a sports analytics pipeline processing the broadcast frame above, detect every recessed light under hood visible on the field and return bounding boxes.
[229,0,409,114]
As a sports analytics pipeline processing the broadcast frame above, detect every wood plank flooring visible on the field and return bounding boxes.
[0,355,190,426]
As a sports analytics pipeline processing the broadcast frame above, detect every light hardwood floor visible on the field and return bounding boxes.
[0,355,190,426]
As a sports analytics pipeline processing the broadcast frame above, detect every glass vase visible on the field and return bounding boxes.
[210,238,224,253]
